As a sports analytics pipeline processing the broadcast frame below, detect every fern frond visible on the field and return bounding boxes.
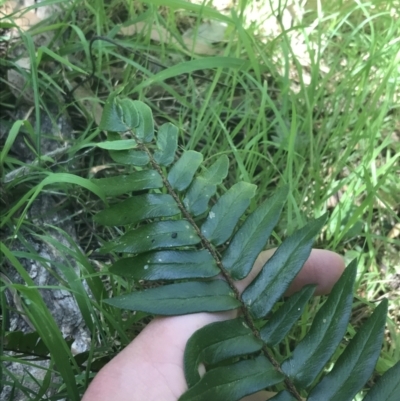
[93,94,392,401]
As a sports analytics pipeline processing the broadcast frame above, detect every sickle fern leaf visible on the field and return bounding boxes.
[109,148,149,165]
[168,150,204,190]
[281,261,358,387]
[94,94,394,401]
[241,216,327,319]
[154,122,178,165]
[184,317,264,387]
[201,181,257,245]
[92,170,163,196]
[110,250,219,280]
[180,355,284,401]
[362,361,400,401]
[222,186,288,280]
[260,284,316,347]
[94,194,180,226]
[183,155,229,216]
[308,299,388,401]
[105,280,241,315]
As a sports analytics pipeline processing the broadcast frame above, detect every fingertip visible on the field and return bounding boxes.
[286,249,345,296]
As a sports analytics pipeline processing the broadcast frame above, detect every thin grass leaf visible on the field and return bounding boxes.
[154,123,178,166]
[94,194,179,226]
[308,299,389,401]
[179,355,284,401]
[133,57,252,93]
[1,364,31,395]
[168,150,203,191]
[110,250,219,280]
[201,182,257,246]
[231,9,260,79]
[1,243,80,401]
[4,331,48,356]
[43,226,106,303]
[23,33,40,142]
[9,173,106,233]
[183,155,229,216]
[222,186,288,280]
[15,286,81,399]
[362,361,400,401]
[0,120,24,165]
[184,318,264,387]
[32,359,53,400]
[104,48,193,108]
[0,22,16,29]
[107,220,201,253]
[144,0,232,23]
[38,46,88,74]
[281,261,357,387]
[28,234,96,333]
[260,284,316,346]
[94,306,130,345]
[104,280,241,315]
[91,170,163,196]
[242,215,327,319]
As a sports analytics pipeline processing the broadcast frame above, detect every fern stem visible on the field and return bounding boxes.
[135,137,302,400]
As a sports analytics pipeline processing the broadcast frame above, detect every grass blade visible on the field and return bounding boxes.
[1,243,80,401]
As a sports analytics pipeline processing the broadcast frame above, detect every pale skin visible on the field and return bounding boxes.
[82,248,345,401]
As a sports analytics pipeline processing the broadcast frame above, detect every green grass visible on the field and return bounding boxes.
[1,0,399,399]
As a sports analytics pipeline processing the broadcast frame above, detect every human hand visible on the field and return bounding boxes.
[82,248,345,401]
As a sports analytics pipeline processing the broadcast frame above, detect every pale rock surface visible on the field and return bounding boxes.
[1,107,90,401]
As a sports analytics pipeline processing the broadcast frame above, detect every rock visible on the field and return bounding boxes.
[1,106,90,401]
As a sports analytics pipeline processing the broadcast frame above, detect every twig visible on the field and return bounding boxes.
[3,146,71,183]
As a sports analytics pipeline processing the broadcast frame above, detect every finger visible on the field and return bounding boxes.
[235,248,345,295]
[81,312,236,401]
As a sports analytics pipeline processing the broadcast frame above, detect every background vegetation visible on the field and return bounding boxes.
[0,0,399,399]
